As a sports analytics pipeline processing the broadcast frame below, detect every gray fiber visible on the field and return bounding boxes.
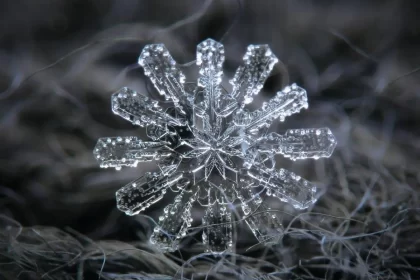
[0,0,419,279]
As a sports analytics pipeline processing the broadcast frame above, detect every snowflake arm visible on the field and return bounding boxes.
[233,84,308,134]
[245,202,284,245]
[93,136,171,169]
[138,44,190,114]
[202,189,233,253]
[262,128,337,160]
[196,39,224,121]
[246,166,316,209]
[194,39,237,135]
[151,187,197,251]
[116,172,188,216]
[230,45,278,105]
[234,184,283,245]
[112,87,186,128]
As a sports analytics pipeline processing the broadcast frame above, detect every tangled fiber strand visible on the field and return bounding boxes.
[1,0,420,279]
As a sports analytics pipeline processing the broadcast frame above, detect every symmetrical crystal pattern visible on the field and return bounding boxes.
[93,39,337,253]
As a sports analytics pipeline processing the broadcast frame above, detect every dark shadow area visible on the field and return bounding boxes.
[1,0,420,279]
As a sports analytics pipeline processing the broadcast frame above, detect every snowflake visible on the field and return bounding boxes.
[93,39,337,253]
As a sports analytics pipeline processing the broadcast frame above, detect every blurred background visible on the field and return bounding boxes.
[1,0,420,279]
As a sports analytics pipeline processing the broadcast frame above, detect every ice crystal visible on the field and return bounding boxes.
[93,39,337,253]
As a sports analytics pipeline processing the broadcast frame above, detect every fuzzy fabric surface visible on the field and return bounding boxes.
[1,0,420,279]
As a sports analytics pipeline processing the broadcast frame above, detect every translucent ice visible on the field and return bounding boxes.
[94,39,337,253]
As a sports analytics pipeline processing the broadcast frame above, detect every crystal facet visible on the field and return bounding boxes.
[93,38,337,253]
